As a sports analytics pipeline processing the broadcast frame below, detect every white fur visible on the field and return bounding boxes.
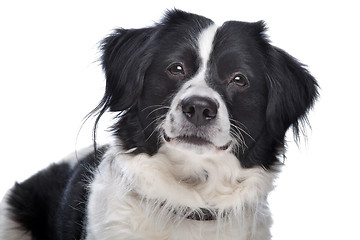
[198,24,218,68]
[85,142,277,240]
[0,24,279,240]
[0,148,92,239]
[85,23,279,240]
[0,191,32,240]
[163,24,232,152]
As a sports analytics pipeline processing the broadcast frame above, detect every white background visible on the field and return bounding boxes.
[1,0,359,239]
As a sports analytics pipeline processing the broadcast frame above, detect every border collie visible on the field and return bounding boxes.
[0,10,318,240]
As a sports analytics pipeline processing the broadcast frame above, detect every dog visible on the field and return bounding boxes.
[0,9,318,240]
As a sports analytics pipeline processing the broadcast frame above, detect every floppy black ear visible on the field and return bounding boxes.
[100,27,156,111]
[266,47,318,142]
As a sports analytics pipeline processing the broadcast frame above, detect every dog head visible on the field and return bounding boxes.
[95,9,318,169]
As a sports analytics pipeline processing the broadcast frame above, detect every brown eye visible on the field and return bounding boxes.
[168,63,185,76]
[232,74,249,87]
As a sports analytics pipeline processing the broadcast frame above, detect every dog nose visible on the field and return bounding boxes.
[181,96,218,126]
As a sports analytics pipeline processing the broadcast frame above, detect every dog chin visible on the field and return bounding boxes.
[163,133,231,154]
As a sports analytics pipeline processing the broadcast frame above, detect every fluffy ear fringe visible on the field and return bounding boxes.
[265,47,319,143]
[83,27,157,153]
[100,27,156,112]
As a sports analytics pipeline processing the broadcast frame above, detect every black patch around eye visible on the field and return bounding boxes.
[167,63,185,76]
[232,74,249,87]
[227,73,250,90]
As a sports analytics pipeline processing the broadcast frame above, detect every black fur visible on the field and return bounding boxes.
[95,10,317,168]
[5,147,107,239]
[7,163,72,239]
[2,9,318,239]
[93,10,214,155]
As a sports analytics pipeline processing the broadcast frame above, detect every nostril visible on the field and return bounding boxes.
[183,105,195,118]
[181,96,218,126]
[203,108,216,120]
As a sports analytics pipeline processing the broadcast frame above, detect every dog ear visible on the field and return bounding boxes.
[100,27,156,112]
[265,47,319,142]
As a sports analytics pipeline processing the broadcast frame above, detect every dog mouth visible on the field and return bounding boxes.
[164,133,231,151]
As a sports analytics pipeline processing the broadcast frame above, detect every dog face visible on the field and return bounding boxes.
[97,10,318,169]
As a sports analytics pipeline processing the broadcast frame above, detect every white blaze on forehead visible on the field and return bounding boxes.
[162,23,231,150]
[181,24,218,92]
[197,24,218,71]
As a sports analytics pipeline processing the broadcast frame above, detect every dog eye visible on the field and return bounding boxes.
[231,74,249,87]
[168,63,185,76]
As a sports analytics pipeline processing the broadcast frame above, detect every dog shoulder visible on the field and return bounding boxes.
[0,146,107,239]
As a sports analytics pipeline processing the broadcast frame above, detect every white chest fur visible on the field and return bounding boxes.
[85,144,277,240]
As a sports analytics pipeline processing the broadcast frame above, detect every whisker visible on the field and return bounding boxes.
[229,119,255,154]
[141,104,169,112]
[229,118,251,132]
[231,125,248,144]
[144,115,167,143]
[143,114,166,133]
[146,106,170,118]
[229,119,255,142]
[230,129,247,153]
